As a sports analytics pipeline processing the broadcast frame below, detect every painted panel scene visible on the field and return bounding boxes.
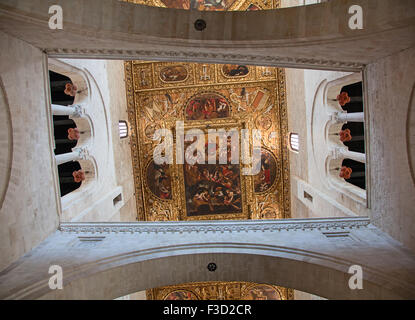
[183,134,242,216]
[222,64,249,77]
[159,65,188,82]
[253,149,278,193]
[146,161,172,200]
[185,93,230,120]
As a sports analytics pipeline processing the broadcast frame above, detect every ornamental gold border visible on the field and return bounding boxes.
[277,68,291,219]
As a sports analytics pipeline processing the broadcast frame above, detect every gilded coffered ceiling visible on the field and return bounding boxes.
[124,61,290,222]
[123,0,292,300]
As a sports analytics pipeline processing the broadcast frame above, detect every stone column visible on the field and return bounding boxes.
[51,104,84,117]
[55,147,88,166]
[331,111,364,123]
[331,147,366,163]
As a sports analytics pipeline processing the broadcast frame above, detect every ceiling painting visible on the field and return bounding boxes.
[147,281,293,300]
[125,61,290,221]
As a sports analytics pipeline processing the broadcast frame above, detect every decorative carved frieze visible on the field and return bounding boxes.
[46,48,365,71]
[59,217,371,234]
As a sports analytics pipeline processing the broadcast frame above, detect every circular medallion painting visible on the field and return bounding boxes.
[163,290,199,300]
[159,65,188,83]
[255,114,272,131]
[146,161,172,200]
[242,284,282,300]
[185,92,230,120]
[253,149,278,193]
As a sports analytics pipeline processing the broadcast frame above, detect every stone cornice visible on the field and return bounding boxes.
[59,217,370,234]
[46,49,365,72]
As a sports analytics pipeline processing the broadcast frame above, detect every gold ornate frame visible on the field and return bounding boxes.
[124,61,291,221]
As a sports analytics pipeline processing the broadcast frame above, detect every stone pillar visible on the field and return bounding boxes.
[331,147,366,163]
[55,147,88,166]
[51,104,84,117]
[332,111,364,123]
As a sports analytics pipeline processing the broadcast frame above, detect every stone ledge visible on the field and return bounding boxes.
[59,217,370,234]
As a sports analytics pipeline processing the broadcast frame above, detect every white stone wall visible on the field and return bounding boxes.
[366,47,415,252]
[0,32,60,272]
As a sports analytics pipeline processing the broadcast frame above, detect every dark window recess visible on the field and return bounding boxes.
[303,191,313,202]
[342,159,366,190]
[339,81,366,191]
[340,82,363,114]
[50,70,82,196]
[113,194,122,206]
[58,161,82,197]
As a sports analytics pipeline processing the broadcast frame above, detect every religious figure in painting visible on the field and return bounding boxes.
[254,149,277,193]
[146,162,172,200]
[222,64,249,77]
[185,93,230,120]
[185,164,242,215]
[183,135,242,216]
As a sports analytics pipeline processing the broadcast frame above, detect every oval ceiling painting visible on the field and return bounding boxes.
[185,92,230,120]
[146,161,172,200]
[163,290,200,300]
[222,64,249,77]
[160,65,188,83]
[253,149,278,193]
[242,284,282,300]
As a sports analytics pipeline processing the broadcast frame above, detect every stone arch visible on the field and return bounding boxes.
[0,0,413,70]
[1,219,414,300]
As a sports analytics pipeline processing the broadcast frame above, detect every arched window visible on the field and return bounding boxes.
[119,120,128,139]
[341,159,366,190]
[289,133,299,152]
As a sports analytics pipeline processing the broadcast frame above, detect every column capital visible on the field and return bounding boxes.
[71,104,85,118]
[72,146,89,160]
[330,111,347,124]
[330,146,348,160]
